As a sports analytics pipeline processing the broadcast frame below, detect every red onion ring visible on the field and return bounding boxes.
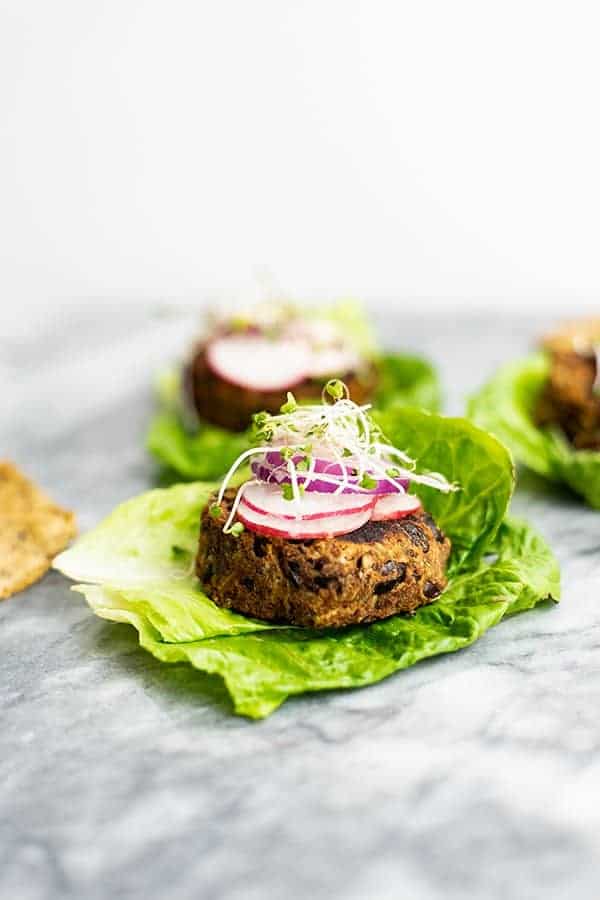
[251,457,409,495]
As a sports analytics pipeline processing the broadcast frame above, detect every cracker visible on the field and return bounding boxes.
[0,462,77,600]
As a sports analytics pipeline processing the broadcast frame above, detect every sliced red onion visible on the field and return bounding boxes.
[251,457,409,494]
[264,451,348,476]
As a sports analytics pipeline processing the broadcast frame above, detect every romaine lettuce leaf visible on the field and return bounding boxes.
[148,353,441,481]
[146,369,250,481]
[147,411,250,482]
[375,408,514,571]
[54,481,214,585]
[74,582,278,642]
[55,411,559,718]
[376,353,441,414]
[468,353,600,508]
[319,299,380,359]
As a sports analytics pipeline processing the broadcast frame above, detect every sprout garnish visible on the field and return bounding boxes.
[216,380,457,533]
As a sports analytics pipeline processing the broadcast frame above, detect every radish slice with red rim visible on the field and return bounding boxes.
[206,335,311,392]
[309,346,362,378]
[371,493,422,521]
[237,503,373,540]
[240,482,375,521]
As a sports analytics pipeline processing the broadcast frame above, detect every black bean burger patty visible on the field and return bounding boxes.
[535,350,600,449]
[186,344,379,432]
[197,489,451,628]
[535,320,600,449]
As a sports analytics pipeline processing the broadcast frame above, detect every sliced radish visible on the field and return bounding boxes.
[309,346,362,378]
[286,317,341,345]
[206,335,311,392]
[371,493,422,521]
[237,503,372,539]
[240,482,375,521]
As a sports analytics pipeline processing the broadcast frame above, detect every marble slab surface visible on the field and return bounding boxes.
[2,304,600,900]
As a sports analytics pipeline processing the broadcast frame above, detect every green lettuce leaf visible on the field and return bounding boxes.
[147,411,250,482]
[74,582,277,642]
[375,408,514,571]
[376,353,441,414]
[146,370,250,481]
[319,299,380,359]
[54,481,214,585]
[468,353,600,508]
[55,411,559,718]
[148,354,441,480]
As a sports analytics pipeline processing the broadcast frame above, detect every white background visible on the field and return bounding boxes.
[1,0,599,320]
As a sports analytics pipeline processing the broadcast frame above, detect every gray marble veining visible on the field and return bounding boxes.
[2,304,600,900]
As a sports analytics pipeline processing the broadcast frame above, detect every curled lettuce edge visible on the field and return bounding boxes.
[468,352,600,509]
[55,411,560,719]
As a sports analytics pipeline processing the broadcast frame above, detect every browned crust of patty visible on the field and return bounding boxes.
[196,489,451,628]
[535,349,600,449]
[541,318,600,354]
[186,343,379,432]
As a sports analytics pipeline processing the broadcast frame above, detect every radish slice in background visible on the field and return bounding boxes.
[286,317,341,345]
[241,482,375,521]
[309,347,362,378]
[206,335,310,392]
[371,493,422,521]
[237,502,373,540]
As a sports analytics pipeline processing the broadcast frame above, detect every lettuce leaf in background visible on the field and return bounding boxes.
[147,354,441,481]
[147,410,250,482]
[468,353,600,509]
[55,411,559,719]
[325,301,441,411]
[376,353,441,415]
[314,301,442,408]
[146,369,251,481]
[320,299,380,360]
